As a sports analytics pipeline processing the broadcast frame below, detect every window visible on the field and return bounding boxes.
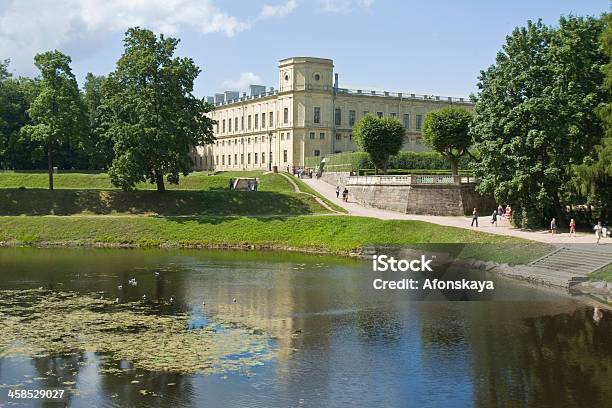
[254,153,258,164]
[349,110,356,126]
[228,119,231,132]
[390,112,397,118]
[261,152,265,163]
[215,123,219,133]
[319,132,325,140]
[241,116,244,130]
[234,117,238,131]
[269,112,273,127]
[335,108,341,126]
[255,114,259,129]
[283,108,288,124]
[314,73,320,81]
[309,132,315,140]
[280,132,284,141]
[248,137,251,144]
[255,137,258,143]
[248,153,251,164]
[261,112,265,128]
[349,134,353,141]
[248,115,252,130]
[216,155,219,165]
[222,119,226,132]
[234,139,238,145]
[376,111,383,118]
[335,133,342,141]
[227,155,231,165]
[314,107,321,124]
[234,154,237,165]
[314,150,320,157]
[403,113,410,129]
[240,154,244,165]
[222,155,225,165]
[286,132,290,140]
[416,114,423,130]
[283,150,287,163]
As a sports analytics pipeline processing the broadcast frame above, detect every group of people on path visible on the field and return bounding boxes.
[472,204,512,228]
[293,167,313,179]
[472,203,608,244]
[335,186,349,202]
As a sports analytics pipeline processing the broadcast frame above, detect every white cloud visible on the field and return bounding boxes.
[221,72,263,91]
[0,0,250,74]
[318,0,374,13]
[260,0,298,18]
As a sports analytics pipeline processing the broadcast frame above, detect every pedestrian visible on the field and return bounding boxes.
[254,179,258,191]
[471,208,479,227]
[497,204,503,223]
[505,205,512,224]
[229,178,233,191]
[594,221,603,245]
[490,209,497,227]
[336,186,340,198]
[550,218,557,235]
[342,187,349,202]
[569,218,576,237]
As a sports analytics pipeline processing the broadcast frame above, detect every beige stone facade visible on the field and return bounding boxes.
[193,57,473,171]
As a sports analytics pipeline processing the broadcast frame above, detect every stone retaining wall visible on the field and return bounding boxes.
[320,171,351,188]
[346,181,495,216]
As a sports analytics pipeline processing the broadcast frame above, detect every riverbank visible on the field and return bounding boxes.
[0,215,552,265]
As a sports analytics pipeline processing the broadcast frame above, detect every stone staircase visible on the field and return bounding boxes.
[528,247,611,283]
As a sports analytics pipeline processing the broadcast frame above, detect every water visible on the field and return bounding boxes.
[0,248,610,408]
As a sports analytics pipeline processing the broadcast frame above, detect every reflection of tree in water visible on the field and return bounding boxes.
[470,307,612,408]
[356,307,402,342]
[29,353,85,406]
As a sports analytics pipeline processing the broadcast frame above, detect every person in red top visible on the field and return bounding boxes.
[569,218,576,237]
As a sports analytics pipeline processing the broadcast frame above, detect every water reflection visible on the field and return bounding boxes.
[0,248,610,408]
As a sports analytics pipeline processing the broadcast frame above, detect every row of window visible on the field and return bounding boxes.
[216,133,291,146]
[217,108,290,134]
[215,150,289,166]
[316,107,423,130]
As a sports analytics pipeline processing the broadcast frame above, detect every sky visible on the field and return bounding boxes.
[0,0,609,98]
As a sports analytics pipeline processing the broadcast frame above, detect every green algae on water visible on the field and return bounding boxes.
[0,289,275,375]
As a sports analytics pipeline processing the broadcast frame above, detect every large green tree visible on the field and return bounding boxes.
[102,27,215,192]
[470,16,607,228]
[353,115,405,174]
[421,107,473,176]
[20,51,86,189]
[82,73,113,169]
[570,13,612,223]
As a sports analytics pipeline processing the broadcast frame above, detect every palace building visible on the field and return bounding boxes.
[193,57,473,170]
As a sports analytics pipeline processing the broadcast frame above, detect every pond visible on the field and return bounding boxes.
[0,248,610,407]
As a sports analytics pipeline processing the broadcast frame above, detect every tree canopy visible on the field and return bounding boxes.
[19,51,86,190]
[421,107,473,176]
[102,27,215,192]
[353,115,405,174]
[470,16,608,227]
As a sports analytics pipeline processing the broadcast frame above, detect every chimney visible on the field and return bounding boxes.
[334,73,339,89]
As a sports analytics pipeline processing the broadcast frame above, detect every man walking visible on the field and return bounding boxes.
[471,208,479,227]
[336,186,340,198]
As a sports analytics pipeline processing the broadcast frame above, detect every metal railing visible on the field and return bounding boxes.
[346,174,475,185]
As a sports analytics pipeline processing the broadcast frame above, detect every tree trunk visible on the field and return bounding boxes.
[383,159,388,175]
[155,170,165,192]
[552,192,566,226]
[450,158,458,176]
[47,142,54,191]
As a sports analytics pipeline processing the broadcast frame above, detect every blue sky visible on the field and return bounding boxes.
[0,0,608,98]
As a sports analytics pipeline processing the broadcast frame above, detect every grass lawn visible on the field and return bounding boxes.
[0,215,553,265]
[0,171,334,216]
[0,171,285,192]
[591,263,612,282]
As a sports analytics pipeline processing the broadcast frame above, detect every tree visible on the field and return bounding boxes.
[19,51,85,189]
[570,13,612,223]
[470,17,607,228]
[82,73,113,169]
[421,107,473,176]
[102,27,215,192]
[353,115,405,174]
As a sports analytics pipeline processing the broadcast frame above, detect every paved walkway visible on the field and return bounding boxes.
[301,176,612,251]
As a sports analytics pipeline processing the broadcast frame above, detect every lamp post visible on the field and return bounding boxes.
[268,131,273,171]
